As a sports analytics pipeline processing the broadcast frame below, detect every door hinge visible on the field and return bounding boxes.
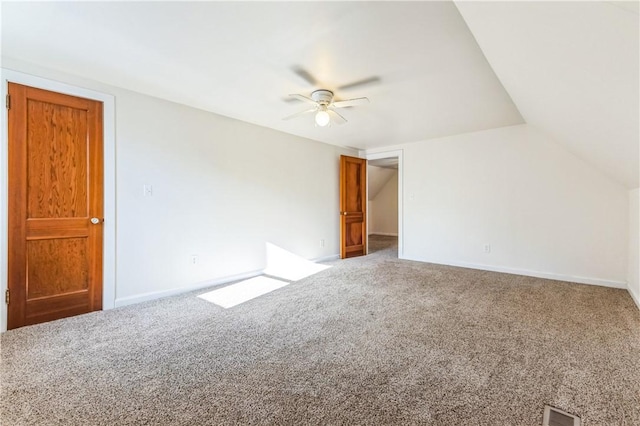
[5,289,9,305]
[5,94,10,110]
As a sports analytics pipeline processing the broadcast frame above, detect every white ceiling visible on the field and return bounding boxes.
[1,1,522,151]
[1,1,637,187]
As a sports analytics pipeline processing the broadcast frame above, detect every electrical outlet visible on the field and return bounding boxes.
[143,184,153,197]
[190,255,199,265]
[320,239,325,248]
[483,244,491,254]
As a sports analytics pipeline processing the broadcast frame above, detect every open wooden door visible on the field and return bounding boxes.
[339,155,367,258]
[7,83,104,329]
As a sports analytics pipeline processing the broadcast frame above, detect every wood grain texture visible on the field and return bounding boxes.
[27,238,89,299]
[344,161,363,212]
[7,83,28,329]
[25,293,89,326]
[8,83,104,329]
[26,99,88,218]
[339,155,367,259]
[26,218,89,240]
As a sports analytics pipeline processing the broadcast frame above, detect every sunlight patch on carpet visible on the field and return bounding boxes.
[198,276,289,308]
[263,242,331,281]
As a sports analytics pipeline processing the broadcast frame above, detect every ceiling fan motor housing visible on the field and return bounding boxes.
[311,89,334,105]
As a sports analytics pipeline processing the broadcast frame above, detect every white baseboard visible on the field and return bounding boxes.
[403,257,627,289]
[629,288,640,310]
[114,269,263,308]
[112,252,338,309]
[113,256,633,310]
[369,232,398,237]
[313,254,340,263]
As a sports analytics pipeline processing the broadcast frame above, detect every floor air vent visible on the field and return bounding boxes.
[543,405,581,426]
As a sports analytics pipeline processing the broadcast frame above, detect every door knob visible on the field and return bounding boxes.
[90,217,101,224]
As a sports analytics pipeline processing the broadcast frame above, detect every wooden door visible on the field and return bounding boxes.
[339,155,367,258]
[7,83,104,329]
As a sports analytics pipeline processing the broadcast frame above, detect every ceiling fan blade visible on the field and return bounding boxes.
[292,66,318,86]
[337,76,381,91]
[282,107,316,121]
[328,108,347,125]
[332,97,370,108]
[288,93,317,105]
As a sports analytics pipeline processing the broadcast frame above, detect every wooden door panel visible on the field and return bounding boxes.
[27,99,89,218]
[339,155,367,259]
[26,218,89,239]
[27,238,90,298]
[344,162,363,212]
[26,293,90,326]
[7,82,103,329]
[344,215,365,257]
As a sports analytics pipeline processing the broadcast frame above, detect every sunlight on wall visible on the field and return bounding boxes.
[263,242,331,281]
[198,243,331,309]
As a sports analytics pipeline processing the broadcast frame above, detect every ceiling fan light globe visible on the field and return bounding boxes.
[315,110,331,127]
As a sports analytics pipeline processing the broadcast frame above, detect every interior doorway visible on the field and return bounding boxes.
[366,150,403,258]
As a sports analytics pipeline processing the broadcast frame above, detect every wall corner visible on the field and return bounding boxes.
[628,188,640,309]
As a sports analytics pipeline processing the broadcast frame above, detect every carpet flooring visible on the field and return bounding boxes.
[1,235,639,425]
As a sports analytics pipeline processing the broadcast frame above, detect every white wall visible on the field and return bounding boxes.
[367,124,629,287]
[369,171,398,236]
[1,59,353,320]
[115,95,351,304]
[629,188,640,307]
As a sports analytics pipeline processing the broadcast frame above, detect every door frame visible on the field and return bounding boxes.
[365,149,404,258]
[1,69,116,332]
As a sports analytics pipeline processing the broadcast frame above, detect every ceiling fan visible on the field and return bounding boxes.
[283,66,380,127]
[283,89,369,127]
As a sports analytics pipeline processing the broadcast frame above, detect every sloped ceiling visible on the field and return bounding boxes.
[455,1,639,188]
[1,1,522,150]
[1,1,637,188]
[368,166,397,200]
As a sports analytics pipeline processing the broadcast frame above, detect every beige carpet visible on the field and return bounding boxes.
[1,235,639,425]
